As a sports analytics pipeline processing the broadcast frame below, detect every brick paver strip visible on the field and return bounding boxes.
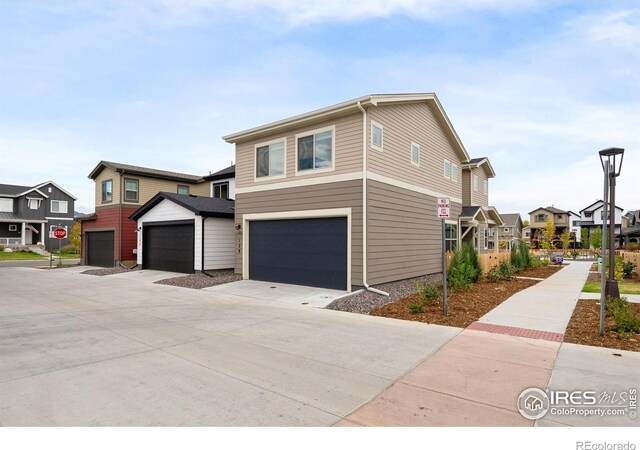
[467,322,564,342]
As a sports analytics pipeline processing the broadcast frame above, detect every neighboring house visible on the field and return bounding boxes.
[79,161,233,267]
[498,213,523,251]
[130,192,235,273]
[619,210,640,246]
[203,164,236,200]
[522,225,531,244]
[222,93,503,292]
[460,158,504,253]
[0,181,77,250]
[579,200,624,240]
[528,206,571,248]
[568,210,581,244]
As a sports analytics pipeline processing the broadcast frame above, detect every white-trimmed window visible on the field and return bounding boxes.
[483,180,488,195]
[444,160,451,179]
[411,142,420,165]
[101,179,113,203]
[49,224,67,236]
[212,182,229,199]
[445,222,458,252]
[371,121,383,151]
[256,139,285,178]
[473,174,479,191]
[50,200,68,213]
[9,224,17,232]
[296,126,334,172]
[27,198,41,209]
[124,179,139,202]
[177,185,189,195]
[451,163,458,181]
[0,198,12,212]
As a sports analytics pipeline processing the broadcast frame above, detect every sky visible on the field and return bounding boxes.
[0,0,638,218]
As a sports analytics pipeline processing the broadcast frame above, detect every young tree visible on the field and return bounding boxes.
[523,219,530,227]
[540,218,556,259]
[590,227,602,255]
[560,229,572,255]
[580,228,590,249]
[69,222,81,254]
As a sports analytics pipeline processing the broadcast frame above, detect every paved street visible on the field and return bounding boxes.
[0,266,460,426]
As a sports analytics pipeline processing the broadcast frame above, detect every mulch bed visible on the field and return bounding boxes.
[82,267,139,276]
[154,270,241,289]
[516,264,564,279]
[564,300,640,352]
[370,278,539,328]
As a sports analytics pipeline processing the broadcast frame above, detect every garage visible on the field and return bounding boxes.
[248,217,348,290]
[86,231,115,267]
[142,221,194,273]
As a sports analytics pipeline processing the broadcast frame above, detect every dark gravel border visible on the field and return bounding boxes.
[326,274,442,315]
[81,266,140,276]
[154,270,241,289]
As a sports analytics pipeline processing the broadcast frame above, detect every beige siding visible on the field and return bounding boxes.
[367,102,463,201]
[367,179,462,285]
[470,167,489,207]
[462,171,471,205]
[234,180,363,285]
[93,167,208,208]
[235,114,363,189]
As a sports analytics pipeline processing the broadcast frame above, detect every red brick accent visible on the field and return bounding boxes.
[467,322,564,342]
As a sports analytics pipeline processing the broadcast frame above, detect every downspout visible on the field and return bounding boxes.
[357,101,389,296]
[118,170,123,268]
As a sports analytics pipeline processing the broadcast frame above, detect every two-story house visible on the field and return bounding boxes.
[620,210,640,246]
[579,200,624,243]
[222,93,502,292]
[79,161,232,267]
[0,181,77,250]
[568,210,581,245]
[498,213,523,251]
[528,206,571,248]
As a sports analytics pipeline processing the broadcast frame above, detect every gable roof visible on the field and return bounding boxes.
[88,160,204,183]
[460,206,481,219]
[222,93,471,163]
[579,199,623,213]
[0,184,32,196]
[0,181,76,200]
[130,192,234,221]
[462,157,496,178]
[501,213,522,228]
[528,206,568,215]
[203,164,235,182]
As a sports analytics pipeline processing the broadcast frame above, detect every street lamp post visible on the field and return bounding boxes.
[599,147,625,300]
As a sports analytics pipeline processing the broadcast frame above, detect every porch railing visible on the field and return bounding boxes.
[0,237,22,246]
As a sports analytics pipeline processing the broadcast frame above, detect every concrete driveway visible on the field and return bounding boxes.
[0,266,460,426]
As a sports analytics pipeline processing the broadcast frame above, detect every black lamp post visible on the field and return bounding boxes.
[599,147,624,299]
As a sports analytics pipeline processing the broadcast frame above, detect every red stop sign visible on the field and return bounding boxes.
[53,227,67,239]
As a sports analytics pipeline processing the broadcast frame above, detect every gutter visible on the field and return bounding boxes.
[357,101,389,297]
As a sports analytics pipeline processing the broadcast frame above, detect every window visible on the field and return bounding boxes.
[445,223,458,252]
[535,214,548,222]
[585,212,592,218]
[371,121,383,150]
[504,228,509,233]
[28,198,41,209]
[212,182,229,199]
[572,220,579,226]
[411,142,420,165]
[525,231,530,237]
[124,179,138,202]
[444,160,451,179]
[50,200,68,213]
[177,185,190,195]
[101,179,113,203]
[297,127,334,172]
[0,198,12,212]
[256,140,285,178]
[9,224,17,232]
[451,164,458,181]
[473,174,479,191]
[484,228,489,249]
[483,180,488,195]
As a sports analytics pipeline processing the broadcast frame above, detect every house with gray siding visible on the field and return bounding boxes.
[0,181,77,250]
[222,93,503,292]
[498,213,523,251]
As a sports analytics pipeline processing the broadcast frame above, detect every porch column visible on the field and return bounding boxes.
[495,226,499,253]
[21,223,26,245]
[40,223,45,245]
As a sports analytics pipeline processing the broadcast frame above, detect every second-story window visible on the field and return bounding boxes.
[51,200,68,213]
[451,164,458,181]
[473,174,479,191]
[483,180,488,195]
[124,179,139,202]
[411,142,420,165]
[0,198,13,212]
[256,140,285,178]
[102,180,113,203]
[444,160,451,178]
[535,214,548,222]
[177,185,189,195]
[27,198,41,209]
[213,182,229,199]
[297,126,334,172]
[371,121,383,150]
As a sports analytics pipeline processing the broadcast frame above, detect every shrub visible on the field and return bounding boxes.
[519,243,532,269]
[447,243,481,291]
[622,261,636,278]
[408,302,426,314]
[499,261,515,280]
[486,266,502,282]
[622,242,640,252]
[0,245,4,252]
[61,244,79,254]
[510,247,524,272]
[606,297,640,338]
[416,279,440,305]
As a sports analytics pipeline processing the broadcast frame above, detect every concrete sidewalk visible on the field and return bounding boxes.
[478,261,591,333]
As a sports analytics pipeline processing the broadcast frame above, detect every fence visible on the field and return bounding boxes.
[616,251,640,268]
[0,238,21,246]
[446,251,511,275]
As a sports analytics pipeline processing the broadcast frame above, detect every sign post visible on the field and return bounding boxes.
[52,227,67,267]
[437,197,450,316]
